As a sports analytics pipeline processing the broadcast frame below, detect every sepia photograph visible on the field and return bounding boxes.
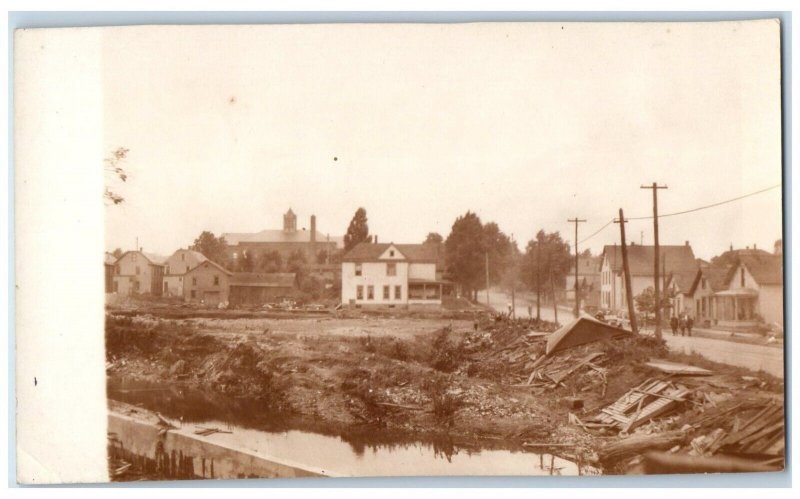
[13,16,785,485]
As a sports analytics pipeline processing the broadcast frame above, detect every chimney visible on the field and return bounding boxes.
[754,243,757,250]
[310,215,317,244]
[685,241,689,246]
[374,235,378,244]
[730,243,734,251]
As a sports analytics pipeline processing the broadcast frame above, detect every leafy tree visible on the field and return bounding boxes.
[635,286,671,315]
[445,211,486,300]
[287,249,308,275]
[112,248,124,259]
[344,207,370,251]
[191,231,229,267]
[257,250,283,273]
[483,222,513,286]
[104,147,130,206]
[316,249,329,264]
[520,230,572,295]
[424,232,444,245]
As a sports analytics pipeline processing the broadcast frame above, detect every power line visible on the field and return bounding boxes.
[627,184,780,220]
[577,184,780,245]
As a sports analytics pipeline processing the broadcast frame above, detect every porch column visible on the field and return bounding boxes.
[423,284,426,300]
[733,296,738,321]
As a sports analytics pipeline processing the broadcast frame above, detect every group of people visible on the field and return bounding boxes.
[670,313,694,337]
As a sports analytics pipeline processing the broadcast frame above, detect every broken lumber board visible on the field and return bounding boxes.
[645,359,712,376]
[643,451,783,474]
[597,430,688,465]
[546,352,604,384]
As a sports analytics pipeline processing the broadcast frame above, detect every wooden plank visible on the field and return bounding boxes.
[645,360,712,376]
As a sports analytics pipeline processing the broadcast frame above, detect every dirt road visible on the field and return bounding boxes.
[658,332,784,378]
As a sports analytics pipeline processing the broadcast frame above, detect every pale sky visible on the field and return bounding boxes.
[103,21,783,261]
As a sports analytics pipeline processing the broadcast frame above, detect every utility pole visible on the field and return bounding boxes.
[485,252,490,309]
[641,182,668,339]
[535,240,541,321]
[510,234,516,319]
[568,217,587,318]
[614,209,638,334]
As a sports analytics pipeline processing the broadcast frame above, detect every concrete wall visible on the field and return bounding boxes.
[108,412,330,480]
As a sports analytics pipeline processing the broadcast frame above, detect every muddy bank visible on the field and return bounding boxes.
[105,312,784,474]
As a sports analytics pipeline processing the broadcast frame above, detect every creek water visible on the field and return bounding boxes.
[108,377,592,477]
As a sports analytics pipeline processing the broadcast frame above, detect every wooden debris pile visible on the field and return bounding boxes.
[591,378,693,434]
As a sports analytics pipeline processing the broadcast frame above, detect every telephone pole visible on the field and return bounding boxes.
[615,209,638,334]
[485,252,490,308]
[568,218,587,318]
[641,182,668,339]
[535,240,541,321]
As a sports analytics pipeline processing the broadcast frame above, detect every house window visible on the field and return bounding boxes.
[383,285,390,299]
[357,285,364,300]
[740,268,745,287]
[132,254,137,262]
[186,265,190,272]
[113,281,118,292]
[165,265,170,275]
[191,290,196,298]
[135,266,140,275]
[390,250,395,257]
[115,265,120,275]
[395,285,402,300]
[387,263,396,276]
[181,253,185,261]
[214,275,219,286]
[192,277,197,286]
[367,286,374,300]
[355,263,362,276]
[701,278,706,290]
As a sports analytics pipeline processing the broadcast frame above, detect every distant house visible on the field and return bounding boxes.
[223,209,343,266]
[183,259,233,306]
[112,250,166,296]
[599,242,698,314]
[163,249,208,297]
[565,255,601,305]
[341,242,449,308]
[665,267,701,318]
[229,272,297,306]
[687,248,783,328]
[104,252,117,294]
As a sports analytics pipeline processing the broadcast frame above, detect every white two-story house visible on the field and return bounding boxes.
[341,242,446,308]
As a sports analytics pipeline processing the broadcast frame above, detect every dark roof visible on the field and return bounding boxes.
[601,244,698,276]
[729,253,783,286]
[668,269,700,294]
[222,229,343,247]
[689,266,731,295]
[230,272,296,287]
[342,242,440,263]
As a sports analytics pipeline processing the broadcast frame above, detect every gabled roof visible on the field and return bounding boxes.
[666,269,700,295]
[569,256,602,276]
[601,244,698,277]
[174,249,208,262]
[342,242,440,263]
[230,272,296,287]
[222,229,343,247]
[688,266,731,295]
[185,259,233,276]
[118,250,167,266]
[728,253,783,286]
[104,252,117,266]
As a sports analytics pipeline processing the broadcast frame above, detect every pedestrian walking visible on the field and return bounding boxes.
[687,315,694,337]
[679,314,687,336]
[670,315,678,336]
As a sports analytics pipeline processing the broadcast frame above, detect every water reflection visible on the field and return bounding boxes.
[108,377,592,477]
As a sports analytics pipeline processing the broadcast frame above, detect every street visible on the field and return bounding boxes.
[481,288,784,379]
